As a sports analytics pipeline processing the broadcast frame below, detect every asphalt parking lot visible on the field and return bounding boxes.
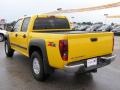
[0,36,120,90]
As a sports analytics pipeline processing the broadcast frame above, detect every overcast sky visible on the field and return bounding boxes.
[0,0,120,23]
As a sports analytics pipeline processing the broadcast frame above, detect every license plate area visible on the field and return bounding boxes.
[87,58,97,67]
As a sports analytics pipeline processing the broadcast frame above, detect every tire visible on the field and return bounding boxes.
[31,51,46,81]
[4,40,14,57]
[0,34,4,42]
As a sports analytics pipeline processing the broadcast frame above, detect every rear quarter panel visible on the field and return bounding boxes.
[29,32,68,69]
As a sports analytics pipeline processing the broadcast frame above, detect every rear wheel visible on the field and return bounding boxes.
[0,34,4,42]
[4,40,14,57]
[31,51,46,81]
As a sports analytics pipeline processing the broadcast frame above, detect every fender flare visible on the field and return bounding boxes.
[29,39,53,74]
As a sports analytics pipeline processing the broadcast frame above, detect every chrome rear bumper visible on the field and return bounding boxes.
[100,55,116,61]
[64,54,116,73]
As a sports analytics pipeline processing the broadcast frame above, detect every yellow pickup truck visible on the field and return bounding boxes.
[4,14,116,81]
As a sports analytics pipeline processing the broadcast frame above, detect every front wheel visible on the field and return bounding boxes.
[4,40,14,57]
[31,51,46,81]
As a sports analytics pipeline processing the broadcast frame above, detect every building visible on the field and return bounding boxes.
[0,19,6,30]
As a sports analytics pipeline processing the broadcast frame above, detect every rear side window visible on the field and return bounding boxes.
[21,17,30,32]
[33,17,70,30]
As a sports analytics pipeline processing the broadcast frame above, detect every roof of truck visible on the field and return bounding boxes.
[20,14,67,19]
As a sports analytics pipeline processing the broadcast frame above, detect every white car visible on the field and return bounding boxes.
[0,29,7,42]
[86,24,102,32]
[76,25,90,31]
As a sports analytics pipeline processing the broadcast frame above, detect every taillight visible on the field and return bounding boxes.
[59,40,68,61]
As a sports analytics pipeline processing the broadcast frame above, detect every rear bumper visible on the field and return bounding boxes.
[64,54,116,73]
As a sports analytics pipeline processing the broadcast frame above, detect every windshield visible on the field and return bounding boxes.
[33,17,70,30]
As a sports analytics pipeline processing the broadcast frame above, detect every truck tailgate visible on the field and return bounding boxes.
[68,32,114,63]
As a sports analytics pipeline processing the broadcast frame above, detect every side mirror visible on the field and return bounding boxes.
[7,26,14,32]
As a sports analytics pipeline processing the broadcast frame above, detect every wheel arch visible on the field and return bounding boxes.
[4,33,9,41]
[29,39,53,74]
[0,33,4,36]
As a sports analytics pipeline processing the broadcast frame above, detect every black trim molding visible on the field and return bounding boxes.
[11,43,27,50]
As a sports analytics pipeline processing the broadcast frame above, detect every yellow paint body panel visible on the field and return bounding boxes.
[67,32,113,63]
[28,33,68,68]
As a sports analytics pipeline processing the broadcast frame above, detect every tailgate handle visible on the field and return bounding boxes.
[90,38,98,42]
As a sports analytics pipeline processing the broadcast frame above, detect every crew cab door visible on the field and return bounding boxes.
[16,17,30,56]
[9,19,23,50]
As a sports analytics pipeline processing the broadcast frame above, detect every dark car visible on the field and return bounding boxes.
[112,26,120,35]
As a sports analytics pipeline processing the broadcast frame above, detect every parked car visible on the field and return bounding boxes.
[75,25,90,31]
[0,29,7,42]
[97,25,113,32]
[86,24,102,32]
[112,26,120,35]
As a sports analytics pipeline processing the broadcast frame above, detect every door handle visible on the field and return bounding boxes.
[22,34,26,38]
[90,38,98,42]
[15,34,18,37]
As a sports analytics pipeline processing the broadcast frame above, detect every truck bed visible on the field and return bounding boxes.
[35,30,114,64]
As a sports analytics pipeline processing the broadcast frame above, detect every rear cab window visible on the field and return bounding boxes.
[33,16,70,31]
